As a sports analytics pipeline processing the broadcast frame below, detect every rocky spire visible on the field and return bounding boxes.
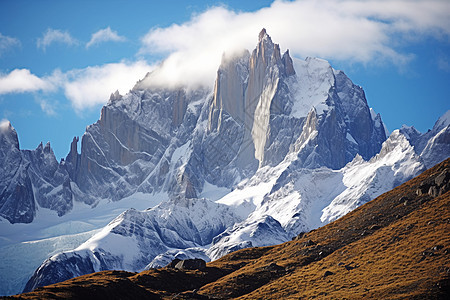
[65,136,80,180]
[0,120,19,150]
[258,28,268,41]
[108,90,122,104]
[282,49,296,76]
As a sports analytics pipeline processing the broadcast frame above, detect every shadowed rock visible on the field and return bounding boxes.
[174,259,206,270]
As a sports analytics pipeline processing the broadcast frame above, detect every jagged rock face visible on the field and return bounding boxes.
[0,122,22,179]
[201,29,386,198]
[204,29,299,183]
[77,105,166,202]
[400,110,450,169]
[23,143,73,215]
[0,122,34,224]
[243,29,300,168]
[0,123,72,223]
[420,125,450,168]
[204,50,254,186]
[335,71,386,161]
[208,50,250,130]
[65,136,80,180]
[205,29,386,175]
[247,29,288,165]
[288,62,387,169]
[75,88,210,202]
[0,170,35,224]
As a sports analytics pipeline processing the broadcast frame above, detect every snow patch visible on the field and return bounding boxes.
[346,132,357,144]
[199,181,230,201]
[289,57,334,118]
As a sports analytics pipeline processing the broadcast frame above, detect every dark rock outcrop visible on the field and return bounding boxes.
[166,258,182,269]
[174,259,206,270]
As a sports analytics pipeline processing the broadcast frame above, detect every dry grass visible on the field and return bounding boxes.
[8,159,450,300]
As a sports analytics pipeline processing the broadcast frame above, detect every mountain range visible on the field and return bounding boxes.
[0,29,449,295]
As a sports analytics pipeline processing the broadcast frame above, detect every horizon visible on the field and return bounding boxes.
[1,0,449,159]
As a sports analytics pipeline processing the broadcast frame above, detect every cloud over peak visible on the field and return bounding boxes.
[138,0,450,88]
[2,0,450,114]
[0,119,12,131]
[86,27,126,49]
[63,60,152,111]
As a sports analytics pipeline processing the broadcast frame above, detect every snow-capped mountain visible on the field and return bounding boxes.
[1,30,448,295]
[1,29,386,225]
[206,128,425,259]
[400,110,450,168]
[0,121,73,224]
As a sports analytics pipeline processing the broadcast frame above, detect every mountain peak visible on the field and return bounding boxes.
[282,49,296,76]
[0,119,19,149]
[258,28,268,41]
[108,90,122,104]
[255,28,273,53]
[434,109,450,132]
[256,28,275,54]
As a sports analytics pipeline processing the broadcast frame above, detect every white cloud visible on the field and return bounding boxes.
[63,60,153,111]
[0,69,56,94]
[138,0,450,88]
[0,61,152,112]
[0,33,20,56]
[0,119,11,131]
[2,0,450,114]
[86,27,126,49]
[37,28,78,51]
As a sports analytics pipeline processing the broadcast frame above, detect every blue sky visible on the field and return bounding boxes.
[0,0,449,159]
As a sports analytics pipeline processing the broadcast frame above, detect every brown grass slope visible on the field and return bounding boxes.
[7,158,450,300]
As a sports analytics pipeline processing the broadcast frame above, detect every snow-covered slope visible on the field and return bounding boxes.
[24,197,239,292]
[0,191,162,296]
[207,129,425,259]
